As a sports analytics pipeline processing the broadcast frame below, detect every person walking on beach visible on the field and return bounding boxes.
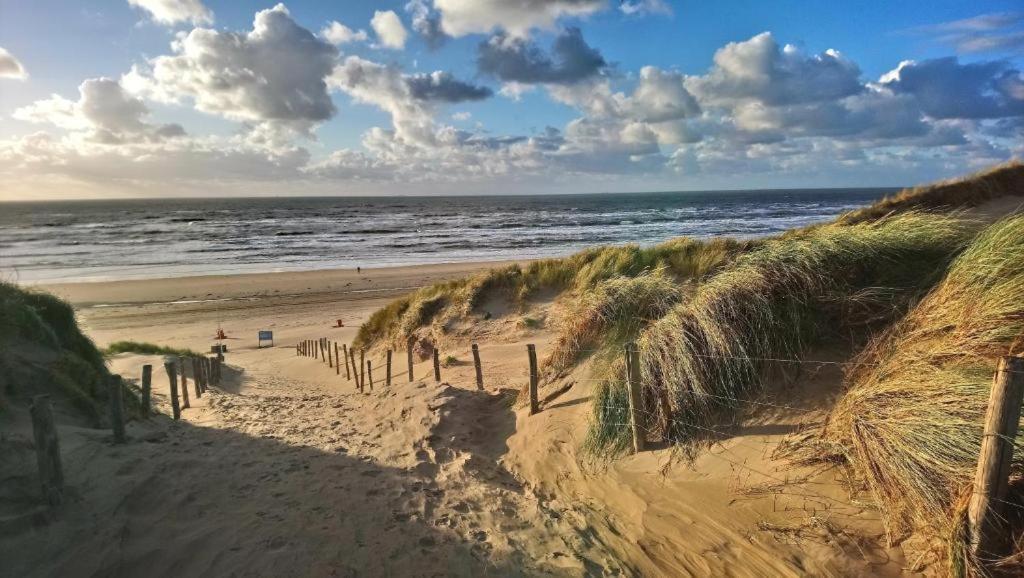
[357,266,361,274]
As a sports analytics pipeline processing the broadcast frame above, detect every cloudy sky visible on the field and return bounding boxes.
[0,1,1022,200]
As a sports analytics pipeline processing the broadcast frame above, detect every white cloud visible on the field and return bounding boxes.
[619,0,672,16]
[909,12,1024,54]
[433,0,606,38]
[321,20,368,45]
[684,32,862,106]
[125,4,338,137]
[0,47,27,80]
[371,10,409,50]
[14,77,185,143]
[405,0,447,49]
[127,0,212,26]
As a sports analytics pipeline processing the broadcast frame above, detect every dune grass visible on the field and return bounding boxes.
[0,282,143,423]
[838,161,1024,225]
[581,212,975,454]
[354,237,753,350]
[547,271,684,375]
[105,340,199,358]
[812,215,1024,575]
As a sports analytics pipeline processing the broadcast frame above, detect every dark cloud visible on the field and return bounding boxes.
[407,71,493,102]
[477,27,606,85]
[881,57,1024,119]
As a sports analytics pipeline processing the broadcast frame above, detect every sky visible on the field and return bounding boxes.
[0,1,1022,200]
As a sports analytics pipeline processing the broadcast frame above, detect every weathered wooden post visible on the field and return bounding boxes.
[335,343,340,375]
[191,358,202,399]
[178,357,190,409]
[433,348,441,382]
[214,357,222,385]
[109,376,126,443]
[140,364,152,418]
[30,395,63,507]
[198,357,208,393]
[625,343,646,453]
[359,349,366,393]
[472,344,483,391]
[969,355,1024,562]
[164,360,180,420]
[342,343,351,380]
[386,350,392,387]
[527,344,539,415]
[367,360,374,391]
[321,339,327,363]
[349,347,358,389]
[407,336,415,383]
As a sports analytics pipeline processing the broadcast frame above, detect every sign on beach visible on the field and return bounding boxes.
[258,330,273,348]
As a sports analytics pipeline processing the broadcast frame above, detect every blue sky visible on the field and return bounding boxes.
[0,0,1022,199]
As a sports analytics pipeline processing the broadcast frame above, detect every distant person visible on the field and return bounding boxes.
[357,266,361,274]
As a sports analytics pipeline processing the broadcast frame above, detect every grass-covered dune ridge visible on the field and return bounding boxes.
[0,282,135,423]
[354,237,753,350]
[588,212,974,451]
[812,214,1024,575]
[838,160,1023,224]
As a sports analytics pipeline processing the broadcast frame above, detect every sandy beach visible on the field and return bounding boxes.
[1,259,917,577]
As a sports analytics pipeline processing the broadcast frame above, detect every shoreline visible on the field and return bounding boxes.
[38,258,524,308]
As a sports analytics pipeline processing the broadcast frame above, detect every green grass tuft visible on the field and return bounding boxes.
[105,340,199,358]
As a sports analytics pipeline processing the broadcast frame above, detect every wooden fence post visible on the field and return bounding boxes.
[141,364,152,418]
[969,355,1024,561]
[178,357,190,410]
[342,343,351,380]
[367,360,374,391]
[472,344,483,391]
[30,395,63,507]
[164,360,180,420]
[359,349,366,393]
[386,350,392,387]
[349,347,358,388]
[433,349,441,382]
[625,343,646,453]
[407,336,415,383]
[199,357,208,393]
[527,344,539,415]
[335,343,341,375]
[191,358,202,399]
[109,376,126,443]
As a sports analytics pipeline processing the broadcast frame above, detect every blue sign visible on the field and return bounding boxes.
[257,330,273,348]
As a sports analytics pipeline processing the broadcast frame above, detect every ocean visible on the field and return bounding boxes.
[0,189,894,283]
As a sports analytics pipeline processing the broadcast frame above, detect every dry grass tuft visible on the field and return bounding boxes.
[815,214,1024,575]
[547,271,684,374]
[838,161,1024,225]
[355,237,752,350]
[582,212,974,456]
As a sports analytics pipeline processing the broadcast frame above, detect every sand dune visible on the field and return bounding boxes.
[2,263,920,576]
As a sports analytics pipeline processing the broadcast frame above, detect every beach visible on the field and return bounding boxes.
[2,258,914,577]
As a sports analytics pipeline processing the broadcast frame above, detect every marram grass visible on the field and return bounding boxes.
[584,212,975,454]
[818,214,1024,576]
[547,271,683,374]
[354,237,751,349]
